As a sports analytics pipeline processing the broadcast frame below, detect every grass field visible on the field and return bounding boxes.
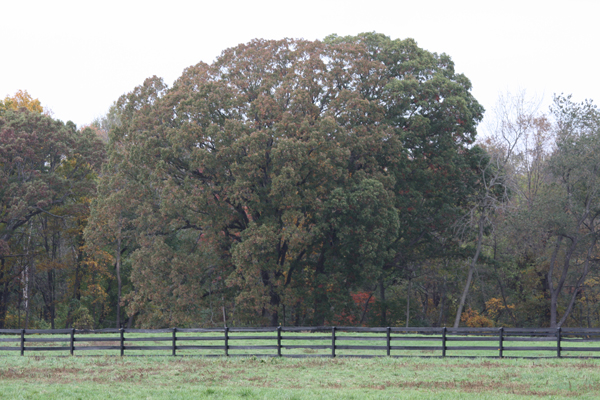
[3,330,600,399]
[1,355,600,399]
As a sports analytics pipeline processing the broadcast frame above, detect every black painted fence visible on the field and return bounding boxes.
[1,326,600,358]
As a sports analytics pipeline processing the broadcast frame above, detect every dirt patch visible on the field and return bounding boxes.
[2,367,79,380]
[450,361,503,369]
[358,379,580,397]
[573,362,600,369]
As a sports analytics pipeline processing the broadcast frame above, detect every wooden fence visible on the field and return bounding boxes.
[2,326,600,358]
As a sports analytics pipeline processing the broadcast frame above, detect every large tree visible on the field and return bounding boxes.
[95,33,484,327]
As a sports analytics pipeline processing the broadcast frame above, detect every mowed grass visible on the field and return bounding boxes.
[1,355,600,399]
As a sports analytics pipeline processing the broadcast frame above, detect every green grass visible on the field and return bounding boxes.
[1,355,599,399]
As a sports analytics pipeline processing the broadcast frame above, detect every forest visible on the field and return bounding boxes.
[1,33,600,330]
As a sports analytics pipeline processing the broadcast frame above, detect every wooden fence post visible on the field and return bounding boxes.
[442,327,447,357]
[386,327,391,356]
[172,327,177,356]
[557,327,561,358]
[277,326,282,357]
[224,327,229,357]
[499,327,504,358]
[70,328,75,356]
[20,329,25,356]
[331,326,336,358]
[120,328,124,357]
[3,325,596,359]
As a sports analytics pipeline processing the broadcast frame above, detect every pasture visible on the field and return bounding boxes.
[3,328,600,399]
[1,355,599,399]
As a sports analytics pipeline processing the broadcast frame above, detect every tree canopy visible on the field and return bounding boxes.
[0,90,44,115]
[89,33,484,327]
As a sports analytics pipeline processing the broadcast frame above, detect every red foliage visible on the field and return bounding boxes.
[327,292,375,326]
[351,292,374,307]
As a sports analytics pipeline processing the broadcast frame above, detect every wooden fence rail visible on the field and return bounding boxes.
[2,326,600,358]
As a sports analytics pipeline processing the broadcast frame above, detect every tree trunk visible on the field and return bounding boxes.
[437,276,446,327]
[24,221,33,329]
[312,246,327,325]
[497,276,517,326]
[454,213,485,328]
[405,276,411,328]
[72,241,84,301]
[48,269,55,329]
[127,313,134,328]
[24,259,34,329]
[379,279,387,326]
[0,280,9,330]
[587,296,591,328]
[116,236,122,329]
[0,258,9,329]
[269,309,278,327]
[546,236,563,328]
[557,237,596,327]
[17,272,22,328]
[548,236,577,328]
[359,291,374,325]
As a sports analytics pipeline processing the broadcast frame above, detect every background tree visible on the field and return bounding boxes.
[0,90,45,115]
[449,93,600,329]
[542,95,600,327]
[89,103,121,143]
[451,92,545,327]
[0,108,104,328]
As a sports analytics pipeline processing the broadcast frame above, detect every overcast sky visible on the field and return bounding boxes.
[3,0,598,133]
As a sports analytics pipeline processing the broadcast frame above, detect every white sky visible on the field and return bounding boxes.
[3,0,599,133]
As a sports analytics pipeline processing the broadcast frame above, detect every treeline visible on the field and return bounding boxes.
[1,33,600,330]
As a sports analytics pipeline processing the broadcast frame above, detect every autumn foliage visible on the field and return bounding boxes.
[3,34,600,331]
[0,90,44,114]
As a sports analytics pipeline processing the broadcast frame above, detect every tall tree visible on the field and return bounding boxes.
[93,33,483,327]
